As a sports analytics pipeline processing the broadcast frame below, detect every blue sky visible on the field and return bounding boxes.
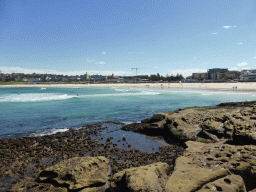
[1,0,256,77]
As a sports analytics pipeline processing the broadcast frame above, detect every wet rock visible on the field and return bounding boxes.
[106,137,114,142]
[141,113,166,123]
[39,156,110,191]
[122,101,256,145]
[111,162,169,192]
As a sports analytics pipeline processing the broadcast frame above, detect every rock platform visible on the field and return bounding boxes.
[2,100,256,191]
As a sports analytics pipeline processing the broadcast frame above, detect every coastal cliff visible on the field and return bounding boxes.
[3,101,256,191]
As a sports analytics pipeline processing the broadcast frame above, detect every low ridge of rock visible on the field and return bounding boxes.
[165,141,256,191]
[111,162,169,192]
[38,156,110,191]
[197,174,246,192]
[122,101,256,145]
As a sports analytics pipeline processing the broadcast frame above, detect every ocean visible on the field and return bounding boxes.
[0,86,256,139]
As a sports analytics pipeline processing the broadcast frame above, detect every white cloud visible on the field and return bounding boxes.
[254,57,256,59]
[237,62,247,67]
[0,67,61,75]
[95,61,106,65]
[233,25,237,28]
[238,42,243,45]
[223,26,232,29]
[229,67,238,71]
[0,66,132,76]
[102,52,106,55]
[86,59,95,63]
[211,32,218,35]
[168,68,207,78]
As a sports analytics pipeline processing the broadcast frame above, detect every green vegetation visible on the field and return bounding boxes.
[0,81,91,85]
[165,110,179,115]
[193,106,218,111]
[0,81,30,85]
[200,138,211,143]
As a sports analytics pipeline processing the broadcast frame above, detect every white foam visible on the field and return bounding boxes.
[40,87,46,90]
[0,93,75,102]
[83,91,160,97]
[123,122,134,125]
[114,88,129,92]
[30,127,69,137]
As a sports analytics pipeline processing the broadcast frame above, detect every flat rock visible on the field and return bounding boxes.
[123,101,256,145]
[165,141,256,191]
[197,174,246,192]
[39,156,110,191]
[165,159,231,192]
[111,162,169,192]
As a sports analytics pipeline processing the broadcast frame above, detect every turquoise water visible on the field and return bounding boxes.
[0,86,256,139]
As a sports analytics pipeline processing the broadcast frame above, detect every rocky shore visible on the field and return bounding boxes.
[1,100,256,191]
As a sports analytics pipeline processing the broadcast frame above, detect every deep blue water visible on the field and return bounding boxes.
[0,86,256,139]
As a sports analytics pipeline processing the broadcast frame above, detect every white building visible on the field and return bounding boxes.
[240,70,256,80]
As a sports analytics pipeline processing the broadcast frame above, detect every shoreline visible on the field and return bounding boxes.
[0,121,182,191]
[2,100,256,191]
[1,82,256,92]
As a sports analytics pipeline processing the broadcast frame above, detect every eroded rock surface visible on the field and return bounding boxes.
[9,156,110,192]
[39,156,110,190]
[122,101,256,144]
[197,175,246,192]
[165,141,256,192]
[111,162,169,192]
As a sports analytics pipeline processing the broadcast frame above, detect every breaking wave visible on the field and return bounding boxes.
[30,127,69,137]
[0,93,76,102]
[84,91,161,97]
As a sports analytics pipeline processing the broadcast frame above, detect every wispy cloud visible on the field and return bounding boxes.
[238,42,243,45]
[211,32,218,35]
[0,67,61,75]
[229,67,238,71]
[86,59,95,63]
[233,25,237,28]
[223,26,232,29]
[102,51,106,55]
[0,66,132,76]
[95,61,106,65]
[237,62,247,67]
[254,57,256,59]
[168,68,207,78]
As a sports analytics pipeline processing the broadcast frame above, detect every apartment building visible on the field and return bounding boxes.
[192,73,207,80]
[240,70,256,80]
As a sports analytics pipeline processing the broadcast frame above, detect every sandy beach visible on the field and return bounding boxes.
[1,82,256,92]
